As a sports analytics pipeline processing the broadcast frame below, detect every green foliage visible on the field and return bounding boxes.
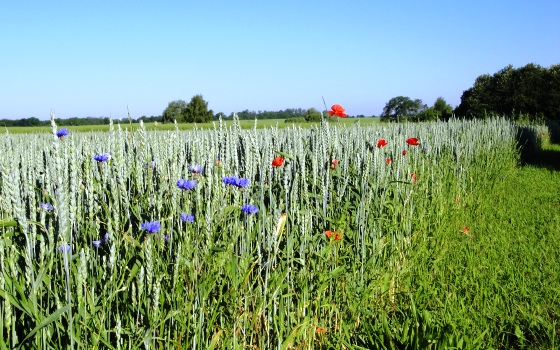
[161,99,187,124]
[233,108,307,120]
[284,117,307,123]
[304,108,322,122]
[416,97,454,122]
[456,63,560,120]
[380,96,425,122]
[183,94,214,123]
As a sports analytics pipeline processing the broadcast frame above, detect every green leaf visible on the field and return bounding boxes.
[16,304,71,349]
[0,218,17,227]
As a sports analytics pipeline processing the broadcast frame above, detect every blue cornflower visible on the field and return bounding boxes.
[222,176,250,188]
[222,176,236,185]
[176,179,197,190]
[141,221,161,233]
[93,153,111,162]
[56,128,69,138]
[180,213,195,223]
[40,203,54,212]
[242,204,259,214]
[234,178,250,188]
[58,243,72,254]
[188,164,203,174]
[92,232,109,248]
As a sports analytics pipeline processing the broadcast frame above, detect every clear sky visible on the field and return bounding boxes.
[1,0,559,119]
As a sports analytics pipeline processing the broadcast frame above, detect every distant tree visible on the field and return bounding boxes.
[416,97,454,122]
[304,108,322,122]
[162,100,187,123]
[182,95,214,123]
[380,96,425,122]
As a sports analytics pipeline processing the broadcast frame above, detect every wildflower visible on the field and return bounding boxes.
[141,221,161,233]
[234,178,250,188]
[56,128,69,139]
[460,226,472,238]
[377,139,387,148]
[176,179,197,190]
[58,243,72,254]
[411,173,417,184]
[325,230,341,241]
[181,213,195,223]
[93,153,111,162]
[188,164,203,175]
[328,104,348,118]
[541,132,546,136]
[406,137,419,146]
[330,158,338,170]
[163,234,169,242]
[40,203,55,212]
[92,232,109,248]
[222,176,236,186]
[242,204,259,214]
[402,150,407,156]
[386,157,391,164]
[272,156,284,167]
[316,327,327,334]
[222,176,250,188]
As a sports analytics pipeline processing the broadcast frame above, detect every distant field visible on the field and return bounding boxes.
[4,117,380,133]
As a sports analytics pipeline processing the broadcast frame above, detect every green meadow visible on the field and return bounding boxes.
[0,117,558,349]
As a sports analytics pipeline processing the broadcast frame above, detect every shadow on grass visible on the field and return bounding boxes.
[520,144,560,171]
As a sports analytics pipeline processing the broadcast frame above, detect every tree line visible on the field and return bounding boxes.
[380,63,559,122]
[3,62,558,127]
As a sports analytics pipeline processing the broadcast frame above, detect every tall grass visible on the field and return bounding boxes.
[0,115,548,349]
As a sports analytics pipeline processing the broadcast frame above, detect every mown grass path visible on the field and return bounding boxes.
[401,146,560,348]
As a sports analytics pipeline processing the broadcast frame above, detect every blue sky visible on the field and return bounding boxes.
[1,0,559,119]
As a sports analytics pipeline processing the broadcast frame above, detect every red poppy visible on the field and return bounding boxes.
[406,137,419,146]
[272,156,284,167]
[325,230,341,241]
[316,327,327,334]
[386,157,391,164]
[328,104,348,118]
[402,150,407,156]
[541,132,546,136]
[411,173,417,184]
[330,158,338,170]
[377,139,387,148]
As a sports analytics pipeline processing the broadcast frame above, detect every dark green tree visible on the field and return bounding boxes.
[304,108,322,122]
[182,95,214,123]
[162,100,187,123]
[380,96,425,122]
[416,97,453,122]
[455,63,560,121]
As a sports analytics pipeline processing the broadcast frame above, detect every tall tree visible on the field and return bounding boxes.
[162,100,187,123]
[183,95,214,123]
[380,96,425,122]
[455,63,560,121]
